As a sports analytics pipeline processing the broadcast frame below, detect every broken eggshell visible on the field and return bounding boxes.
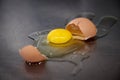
[19,45,47,62]
[65,18,97,40]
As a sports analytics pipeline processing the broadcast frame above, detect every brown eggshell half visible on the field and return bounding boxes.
[19,45,47,62]
[66,18,97,40]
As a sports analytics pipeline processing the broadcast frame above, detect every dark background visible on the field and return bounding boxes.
[0,0,120,80]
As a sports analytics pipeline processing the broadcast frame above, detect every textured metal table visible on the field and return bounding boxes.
[0,0,120,80]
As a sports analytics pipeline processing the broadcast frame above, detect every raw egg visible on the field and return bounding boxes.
[19,45,47,62]
[66,18,97,40]
[47,28,72,44]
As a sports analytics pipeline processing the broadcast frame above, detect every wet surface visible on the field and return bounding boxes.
[0,0,120,80]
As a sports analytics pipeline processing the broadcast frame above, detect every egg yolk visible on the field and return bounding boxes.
[47,29,72,44]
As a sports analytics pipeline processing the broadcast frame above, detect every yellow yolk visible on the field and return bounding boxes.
[47,29,72,44]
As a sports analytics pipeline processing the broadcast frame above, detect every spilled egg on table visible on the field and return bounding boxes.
[19,17,98,63]
[19,14,117,76]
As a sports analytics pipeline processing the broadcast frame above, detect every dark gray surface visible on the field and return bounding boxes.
[0,0,120,80]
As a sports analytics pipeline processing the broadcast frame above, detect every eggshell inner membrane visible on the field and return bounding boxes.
[19,45,47,62]
[66,18,97,40]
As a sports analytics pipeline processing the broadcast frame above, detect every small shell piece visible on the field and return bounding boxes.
[66,18,97,40]
[19,45,47,62]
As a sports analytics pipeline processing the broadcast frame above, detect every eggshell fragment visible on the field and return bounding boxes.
[19,45,47,62]
[66,18,97,40]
